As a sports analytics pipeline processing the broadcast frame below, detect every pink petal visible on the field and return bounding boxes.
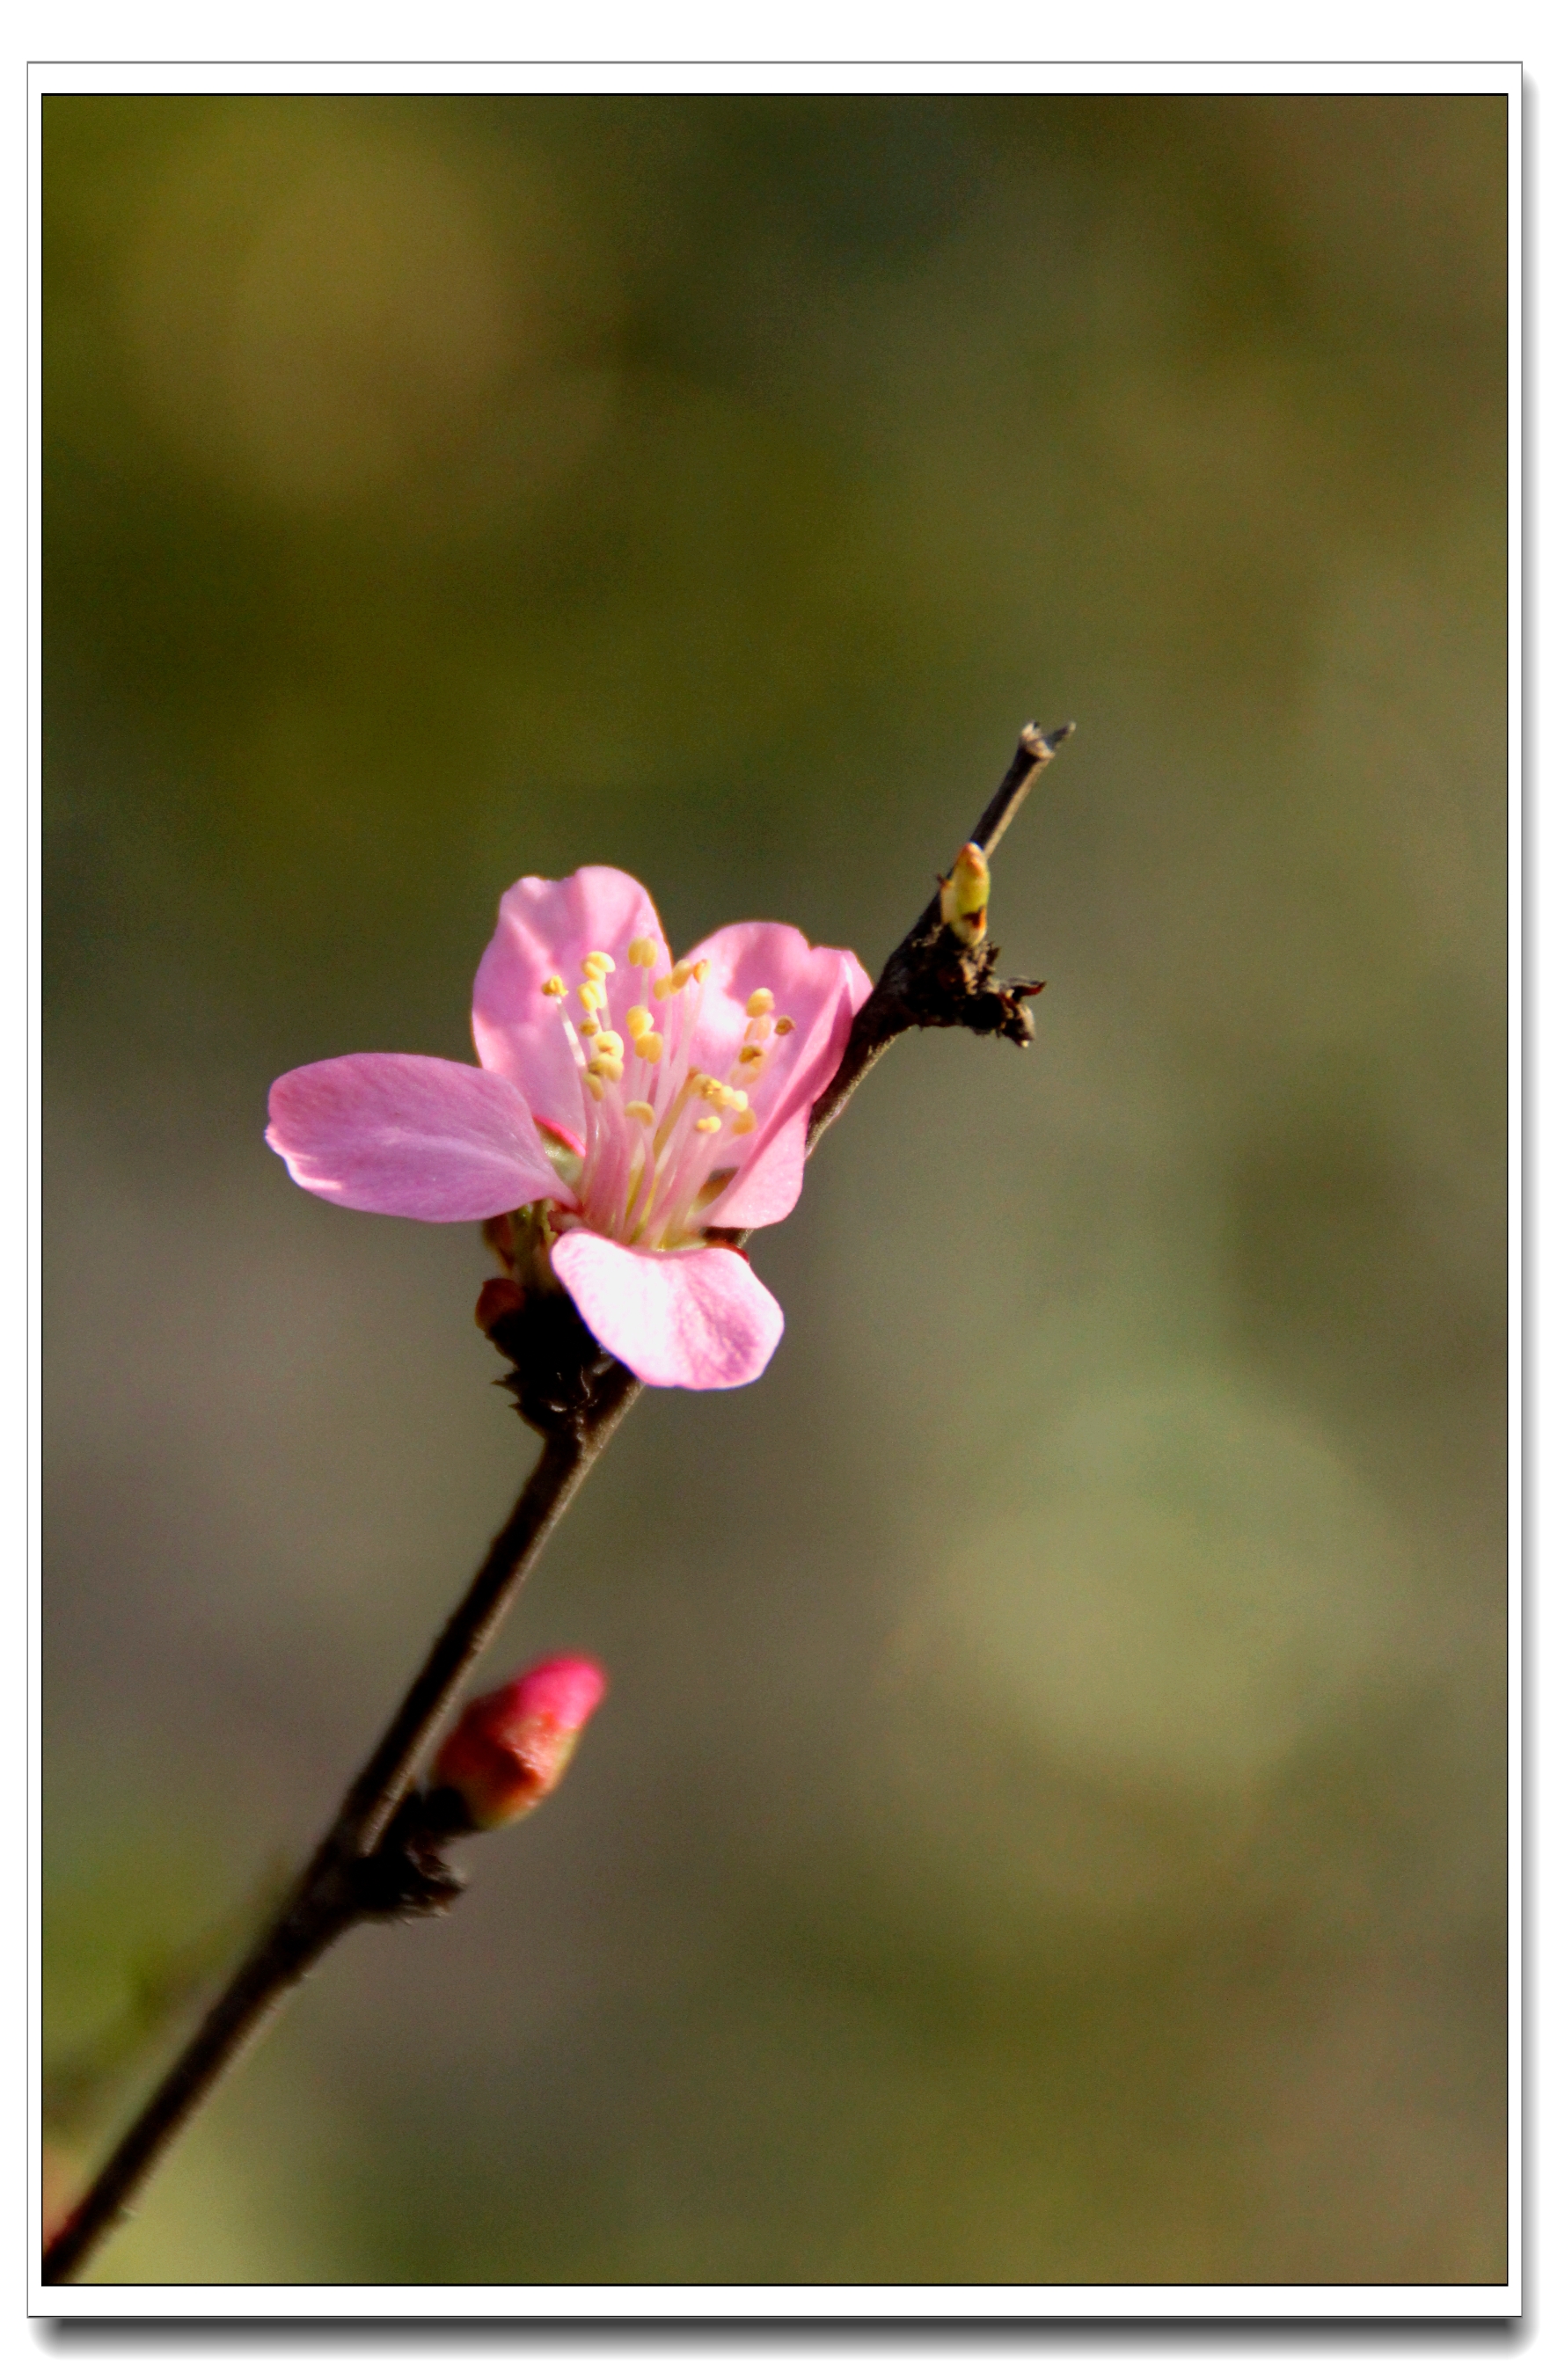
[709,1107,809,1230]
[267,1054,564,1223]
[550,1231,784,1390]
[680,924,869,1228]
[472,868,668,1147]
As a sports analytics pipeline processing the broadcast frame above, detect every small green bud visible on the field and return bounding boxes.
[940,843,991,945]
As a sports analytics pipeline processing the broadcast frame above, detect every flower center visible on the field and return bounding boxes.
[540,940,795,1248]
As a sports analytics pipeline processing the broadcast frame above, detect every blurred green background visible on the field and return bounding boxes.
[43,93,1507,2284]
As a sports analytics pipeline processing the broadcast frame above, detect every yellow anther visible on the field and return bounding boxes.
[593,1030,625,1057]
[694,1115,721,1135]
[745,988,774,1016]
[739,1046,766,1070]
[724,1088,749,1112]
[579,1017,598,1038]
[584,1073,604,1101]
[628,937,659,969]
[542,975,567,998]
[578,981,602,1011]
[584,951,616,975]
[670,960,696,992]
[625,1100,655,1126]
[745,1013,771,1042]
[625,1005,653,1039]
[774,1016,794,1035]
[732,1111,757,1135]
[692,960,709,982]
[654,974,675,1001]
[592,1055,625,1084]
[633,1031,663,1064]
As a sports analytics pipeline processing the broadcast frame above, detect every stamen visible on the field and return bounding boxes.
[625,1100,655,1126]
[654,1071,704,1154]
[745,1014,771,1043]
[628,937,658,968]
[775,1016,794,1035]
[670,960,695,993]
[633,1031,663,1064]
[584,1074,604,1101]
[554,1003,591,1070]
[625,1005,653,1040]
[542,975,567,998]
[578,982,602,1012]
[732,1111,757,1135]
[579,1017,598,1038]
[594,1030,625,1058]
[654,975,675,1001]
[692,960,709,982]
[739,1047,766,1070]
[584,951,617,975]
[593,1055,625,1084]
[694,1116,721,1135]
[745,989,774,1016]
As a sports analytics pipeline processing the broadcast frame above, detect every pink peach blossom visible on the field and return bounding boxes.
[267,867,868,1390]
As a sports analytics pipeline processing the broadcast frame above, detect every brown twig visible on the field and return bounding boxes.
[41,719,1071,2286]
[42,1383,640,2286]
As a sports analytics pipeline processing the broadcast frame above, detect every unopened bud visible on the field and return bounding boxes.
[475,1275,526,1337]
[431,1654,608,1829]
[940,842,991,945]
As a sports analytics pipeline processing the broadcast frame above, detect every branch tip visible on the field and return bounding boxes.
[1020,719,1075,762]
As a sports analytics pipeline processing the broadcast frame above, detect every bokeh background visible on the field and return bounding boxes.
[43,92,1507,2284]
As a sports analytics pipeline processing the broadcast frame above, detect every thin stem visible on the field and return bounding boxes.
[969,718,1073,861]
[40,1895,344,2289]
[327,1384,637,1862]
[41,1377,639,2286]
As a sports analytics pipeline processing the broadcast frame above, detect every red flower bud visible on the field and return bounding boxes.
[431,1654,608,1829]
[475,1275,526,1337]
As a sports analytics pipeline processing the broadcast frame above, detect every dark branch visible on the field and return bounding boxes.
[42,1370,640,2285]
[41,717,1072,2285]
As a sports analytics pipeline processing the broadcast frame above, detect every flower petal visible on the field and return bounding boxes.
[551,1230,784,1390]
[680,924,869,1228]
[267,1055,564,1223]
[708,1106,809,1230]
[472,868,669,1147]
